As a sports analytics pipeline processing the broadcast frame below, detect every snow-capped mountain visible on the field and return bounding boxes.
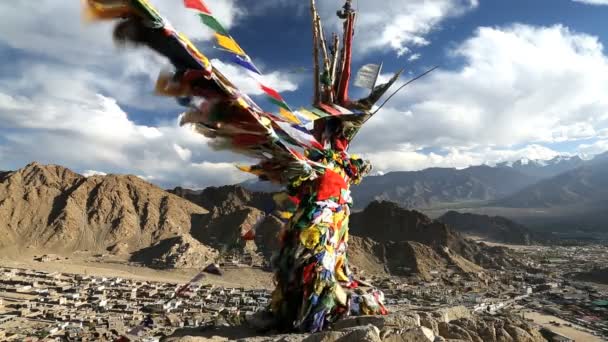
[496,155,585,178]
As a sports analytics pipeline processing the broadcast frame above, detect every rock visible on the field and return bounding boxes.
[434,306,472,323]
[504,325,541,342]
[304,324,381,342]
[383,326,435,342]
[419,312,440,336]
[438,322,473,341]
[478,323,497,342]
[332,313,420,331]
[495,327,514,342]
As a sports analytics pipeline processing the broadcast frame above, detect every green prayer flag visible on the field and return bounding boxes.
[198,13,228,35]
[268,97,291,111]
[309,107,330,118]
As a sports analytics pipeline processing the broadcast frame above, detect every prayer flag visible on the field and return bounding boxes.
[198,13,228,35]
[215,33,246,55]
[261,84,283,101]
[232,55,261,74]
[268,97,290,111]
[298,108,322,120]
[280,107,302,125]
[354,63,382,89]
[184,0,211,15]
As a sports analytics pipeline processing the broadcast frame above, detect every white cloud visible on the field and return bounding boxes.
[173,144,193,162]
[572,0,608,5]
[363,144,562,173]
[0,0,301,189]
[408,54,422,62]
[316,0,478,57]
[578,139,608,155]
[354,24,608,157]
[83,170,107,177]
[211,59,298,95]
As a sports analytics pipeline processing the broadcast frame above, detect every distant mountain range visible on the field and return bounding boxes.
[498,158,608,208]
[496,155,585,179]
[240,154,601,211]
[239,152,608,234]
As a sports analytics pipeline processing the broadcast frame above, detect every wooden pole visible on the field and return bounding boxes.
[329,33,340,103]
[317,16,331,75]
[310,0,321,105]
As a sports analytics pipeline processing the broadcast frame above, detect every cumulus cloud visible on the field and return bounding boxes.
[316,0,478,57]
[578,139,608,155]
[211,59,298,95]
[363,144,562,173]
[0,0,299,189]
[83,170,108,177]
[572,0,608,5]
[354,24,608,154]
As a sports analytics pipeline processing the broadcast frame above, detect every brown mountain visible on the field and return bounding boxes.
[169,185,274,215]
[350,201,475,256]
[437,211,540,245]
[0,162,208,253]
[177,188,497,278]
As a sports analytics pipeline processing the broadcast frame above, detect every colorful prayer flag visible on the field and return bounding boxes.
[280,107,302,125]
[184,0,211,15]
[261,84,283,101]
[198,13,228,35]
[215,33,246,55]
[268,97,290,111]
[232,55,261,75]
[298,108,323,120]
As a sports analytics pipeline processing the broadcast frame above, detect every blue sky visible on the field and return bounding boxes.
[1,0,608,188]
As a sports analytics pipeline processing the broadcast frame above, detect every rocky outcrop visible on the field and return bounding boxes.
[166,308,546,342]
[438,211,539,245]
[350,201,475,256]
[130,234,218,269]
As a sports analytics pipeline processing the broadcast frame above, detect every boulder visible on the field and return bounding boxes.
[434,306,471,323]
[383,326,435,342]
[332,313,420,331]
[304,324,381,342]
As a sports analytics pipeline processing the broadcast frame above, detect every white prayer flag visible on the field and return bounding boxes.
[354,63,382,89]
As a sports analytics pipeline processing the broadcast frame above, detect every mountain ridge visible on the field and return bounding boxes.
[0,162,208,254]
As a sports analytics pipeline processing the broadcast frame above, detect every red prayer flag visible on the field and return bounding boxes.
[317,169,348,201]
[260,84,283,101]
[242,230,256,241]
[184,0,211,14]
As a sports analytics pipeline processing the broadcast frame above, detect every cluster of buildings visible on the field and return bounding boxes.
[511,244,608,340]
[0,267,271,341]
[1,243,607,340]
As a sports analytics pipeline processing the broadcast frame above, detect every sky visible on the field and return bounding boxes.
[2,0,608,189]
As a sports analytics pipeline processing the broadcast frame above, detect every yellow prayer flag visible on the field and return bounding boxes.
[279,108,302,125]
[298,108,321,121]
[82,0,131,22]
[215,33,246,56]
[177,33,211,69]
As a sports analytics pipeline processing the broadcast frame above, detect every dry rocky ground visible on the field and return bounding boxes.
[165,307,547,342]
